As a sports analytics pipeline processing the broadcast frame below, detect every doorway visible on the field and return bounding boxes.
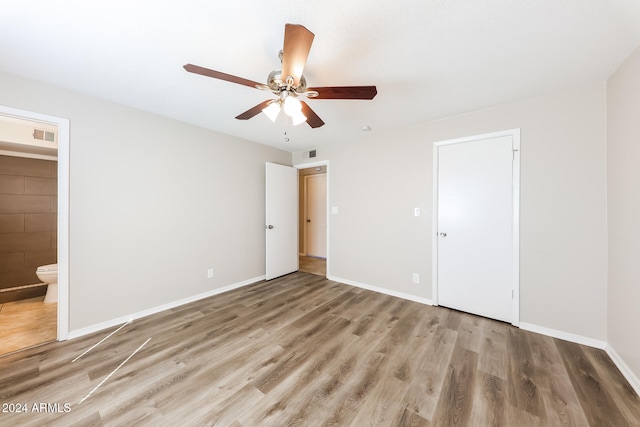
[0,105,69,355]
[433,129,520,325]
[298,163,328,277]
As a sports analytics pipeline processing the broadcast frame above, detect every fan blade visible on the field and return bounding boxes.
[300,101,325,128]
[184,64,262,89]
[281,24,315,88]
[307,85,377,100]
[235,100,273,120]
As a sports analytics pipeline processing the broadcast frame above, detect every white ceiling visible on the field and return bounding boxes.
[1,1,639,152]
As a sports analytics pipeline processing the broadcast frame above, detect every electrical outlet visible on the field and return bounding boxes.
[412,273,420,284]
[207,268,214,279]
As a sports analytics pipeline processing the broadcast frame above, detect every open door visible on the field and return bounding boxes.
[265,162,298,280]
[304,173,327,258]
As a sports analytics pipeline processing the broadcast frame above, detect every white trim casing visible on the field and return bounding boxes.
[0,105,70,341]
[294,160,330,277]
[432,128,521,326]
[512,130,521,326]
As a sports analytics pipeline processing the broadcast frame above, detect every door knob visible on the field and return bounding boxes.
[439,232,447,237]
[267,225,274,229]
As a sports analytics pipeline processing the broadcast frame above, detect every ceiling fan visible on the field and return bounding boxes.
[184,23,377,129]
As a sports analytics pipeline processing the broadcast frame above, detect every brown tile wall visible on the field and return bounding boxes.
[0,155,57,300]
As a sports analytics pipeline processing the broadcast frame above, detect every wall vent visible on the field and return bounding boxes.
[33,129,55,142]
[308,149,317,158]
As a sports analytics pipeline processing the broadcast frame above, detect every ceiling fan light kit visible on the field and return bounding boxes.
[262,101,281,122]
[291,111,307,126]
[260,90,308,126]
[184,23,377,130]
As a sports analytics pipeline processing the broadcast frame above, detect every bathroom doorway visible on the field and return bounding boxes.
[298,164,327,277]
[0,106,69,355]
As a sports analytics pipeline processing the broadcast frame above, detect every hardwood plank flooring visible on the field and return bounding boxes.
[0,272,638,426]
[0,297,57,356]
[299,255,326,277]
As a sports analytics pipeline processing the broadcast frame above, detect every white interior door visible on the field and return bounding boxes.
[265,162,298,280]
[305,174,327,258]
[435,132,518,323]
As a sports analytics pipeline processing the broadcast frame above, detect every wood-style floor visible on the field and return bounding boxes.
[0,296,57,356]
[0,272,638,426]
[299,255,326,277]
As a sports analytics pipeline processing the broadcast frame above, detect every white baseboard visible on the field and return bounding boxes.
[328,277,640,396]
[605,344,640,397]
[328,275,433,306]
[65,273,640,398]
[68,275,265,340]
[507,323,640,396]
[519,322,607,349]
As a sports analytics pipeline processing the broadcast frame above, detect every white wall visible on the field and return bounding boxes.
[607,45,640,383]
[295,82,608,341]
[0,71,290,331]
[0,68,616,352]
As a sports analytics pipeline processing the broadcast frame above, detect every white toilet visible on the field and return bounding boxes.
[36,263,58,303]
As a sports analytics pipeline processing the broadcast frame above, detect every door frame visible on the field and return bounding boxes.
[432,129,520,326]
[295,160,330,275]
[0,104,70,340]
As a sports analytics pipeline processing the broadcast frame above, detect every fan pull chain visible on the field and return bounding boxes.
[283,113,290,142]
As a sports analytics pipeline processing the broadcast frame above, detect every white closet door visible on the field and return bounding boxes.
[437,135,515,323]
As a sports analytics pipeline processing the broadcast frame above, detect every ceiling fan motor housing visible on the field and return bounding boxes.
[267,69,307,94]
